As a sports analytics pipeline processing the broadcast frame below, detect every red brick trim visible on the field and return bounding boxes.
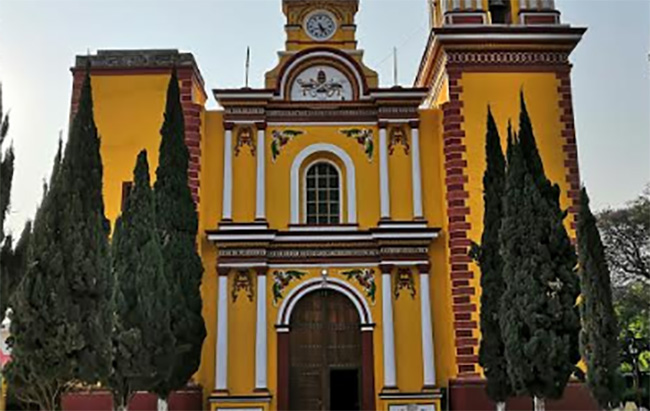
[556,70,580,230]
[179,68,203,206]
[361,330,376,411]
[441,71,478,377]
[277,331,290,411]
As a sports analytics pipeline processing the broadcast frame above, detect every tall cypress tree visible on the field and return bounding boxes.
[56,61,113,384]
[500,102,580,410]
[520,91,582,391]
[153,68,206,405]
[476,107,512,408]
[0,83,14,248]
[110,150,175,411]
[0,82,15,326]
[578,187,622,409]
[0,220,31,317]
[5,140,71,410]
[518,92,561,207]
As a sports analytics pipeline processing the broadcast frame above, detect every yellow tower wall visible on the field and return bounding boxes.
[90,73,171,230]
[448,70,577,379]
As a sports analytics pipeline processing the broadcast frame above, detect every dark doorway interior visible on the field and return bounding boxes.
[330,368,360,410]
[488,0,511,24]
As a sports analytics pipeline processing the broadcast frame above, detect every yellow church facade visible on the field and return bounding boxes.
[69,0,585,409]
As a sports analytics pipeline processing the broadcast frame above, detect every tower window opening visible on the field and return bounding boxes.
[489,0,511,24]
[305,162,341,225]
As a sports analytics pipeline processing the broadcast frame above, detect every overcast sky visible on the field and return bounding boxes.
[0,0,648,236]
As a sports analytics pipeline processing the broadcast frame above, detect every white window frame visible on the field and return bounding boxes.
[302,159,343,225]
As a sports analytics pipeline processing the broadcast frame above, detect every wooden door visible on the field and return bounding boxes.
[289,289,362,411]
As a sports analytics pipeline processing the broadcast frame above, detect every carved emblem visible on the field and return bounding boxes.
[297,69,345,100]
[339,128,374,161]
[232,270,254,303]
[389,126,410,155]
[341,268,376,304]
[394,267,416,300]
[271,129,304,162]
[272,270,306,306]
[234,126,256,157]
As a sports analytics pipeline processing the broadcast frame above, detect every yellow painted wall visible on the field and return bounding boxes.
[92,74,171,231]
[265,125,381,229]
[388,128,414,221]
[232,126,257,222]
[228,272,257,395]
[420,108,458,385]
[196,110,224,399]
[393,268,424,392]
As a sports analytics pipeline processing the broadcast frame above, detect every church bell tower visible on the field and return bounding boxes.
[417,0,586,386]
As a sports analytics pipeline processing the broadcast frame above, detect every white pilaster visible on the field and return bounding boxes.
[215,273,229,391]
[254,271,268,390]
[222,127,233,220]
[379,125,391,220]
[410,123,424,219]
[381,267,397,388]
[255,126,266,221]
[420,268,436,387]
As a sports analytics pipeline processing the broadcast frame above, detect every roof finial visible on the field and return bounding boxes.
[393,46,399,87]
[245,46,251,88]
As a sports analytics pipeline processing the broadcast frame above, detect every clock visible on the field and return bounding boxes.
[304,11,337,41]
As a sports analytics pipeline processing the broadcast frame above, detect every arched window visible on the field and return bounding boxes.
[305,162,341,224]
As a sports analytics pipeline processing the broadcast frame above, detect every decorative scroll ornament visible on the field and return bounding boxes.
[339,128,374,161]
[388,126,410,155]
[234,126,256,157]
[232,269,254,303]
[271,129,304,162]
[297,69,344,100]
[341,268,376,304]
[272,270,307,306]
[394,267,416,300]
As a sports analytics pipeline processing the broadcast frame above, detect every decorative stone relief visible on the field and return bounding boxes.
[271,129,304,162]
[290,66,353,101]
[234,126,256,157]
[341,268,376,304]
[339,128,374,161]
[388,126,410,155]
[232,269,254,303]
[394,267,416,300]
[272,270,307,306]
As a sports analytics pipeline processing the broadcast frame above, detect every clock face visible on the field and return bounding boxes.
[305,12,337,41]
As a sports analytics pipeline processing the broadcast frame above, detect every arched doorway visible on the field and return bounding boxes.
[289,289,362,411]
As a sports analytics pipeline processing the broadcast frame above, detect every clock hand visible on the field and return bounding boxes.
[318,22,327,35]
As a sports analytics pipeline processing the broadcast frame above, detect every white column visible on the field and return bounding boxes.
[222,126,233,221]
[419,266,436,387]
[381,266,397,388]
[379,124,391,220]
[254,269,268,390]
[255,125,266,221]
[410,122,424,219]
[215,272,229,391]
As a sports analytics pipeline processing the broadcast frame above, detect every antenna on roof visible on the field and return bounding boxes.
[245,46,251,88]
[393,47,398,86]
